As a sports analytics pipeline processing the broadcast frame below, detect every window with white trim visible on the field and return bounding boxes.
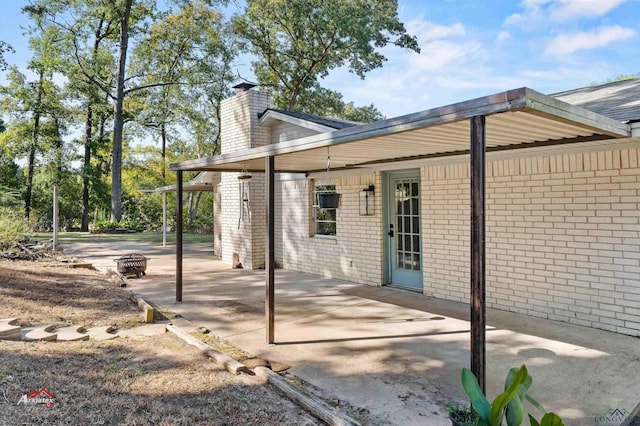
[312,182,337,236]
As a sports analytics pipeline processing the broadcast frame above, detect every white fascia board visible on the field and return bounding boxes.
[259,110,337,133]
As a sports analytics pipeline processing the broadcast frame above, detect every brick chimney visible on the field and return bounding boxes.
[218,84,271,269]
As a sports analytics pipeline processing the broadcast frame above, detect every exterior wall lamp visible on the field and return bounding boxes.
[359,185,375,216]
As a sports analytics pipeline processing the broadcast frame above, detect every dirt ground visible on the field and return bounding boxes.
[0,260,321,425]
[0,260,140,329]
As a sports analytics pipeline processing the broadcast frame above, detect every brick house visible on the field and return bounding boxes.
[171,79,640,338]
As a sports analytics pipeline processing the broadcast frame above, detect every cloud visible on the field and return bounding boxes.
[545,25,636,56]
[551,0,628,20]
[406,20,466,41]
[505,0,629,26]
[496,31,511,43]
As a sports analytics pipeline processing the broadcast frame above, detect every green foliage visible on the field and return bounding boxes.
[234,0,419,111]
[92,219,143,233]
[600,72,640,84]
[446,402,478,426]
[188,215,214,234]
[0,40,14,71]
[460,365,565,426]
[529,413,565,426]
[0,184,22,208]
[0,207,30,250]
[294,86,385,122]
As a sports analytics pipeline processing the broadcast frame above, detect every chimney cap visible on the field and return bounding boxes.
[233,82,257,91]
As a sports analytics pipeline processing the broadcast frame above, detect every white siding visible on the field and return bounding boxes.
[271,121,321,143]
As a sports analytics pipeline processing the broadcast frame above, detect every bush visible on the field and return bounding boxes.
[91,220,144,233]
[0,207,30,250]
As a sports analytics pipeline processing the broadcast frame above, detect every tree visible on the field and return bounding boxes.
[15,0,235,229]
[233,0,419,113]
[0,119,23,209]
[128,1,236,180]
[295,86,384,123]
[0,66,66,220]
[24,0,118,229]
[0,41,14,71]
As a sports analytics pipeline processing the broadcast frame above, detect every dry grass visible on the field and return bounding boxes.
[0,260,140,329]
[0,260,321,425]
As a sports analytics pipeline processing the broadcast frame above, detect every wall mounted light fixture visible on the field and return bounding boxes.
[359,185,375,216]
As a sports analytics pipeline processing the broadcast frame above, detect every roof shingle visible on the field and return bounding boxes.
[552,78,640,123]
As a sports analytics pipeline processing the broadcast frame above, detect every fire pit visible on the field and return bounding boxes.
[114,253,148,278]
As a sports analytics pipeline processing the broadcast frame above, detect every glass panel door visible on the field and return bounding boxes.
[388,171,422,290]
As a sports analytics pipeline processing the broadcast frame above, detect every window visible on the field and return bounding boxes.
[312,182,337,236]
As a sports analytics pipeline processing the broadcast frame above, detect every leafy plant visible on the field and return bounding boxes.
[446,402,478,426]
[0,184,21,208]
[0,207,30,250]
[460,365,564,426]
[91,220,143,233]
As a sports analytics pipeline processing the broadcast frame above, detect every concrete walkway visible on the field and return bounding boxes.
[67,240,640,425]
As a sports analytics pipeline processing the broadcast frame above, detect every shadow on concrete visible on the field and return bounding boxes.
[69,240,640,426]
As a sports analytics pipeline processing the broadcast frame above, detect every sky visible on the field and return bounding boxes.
[1,0,639,119]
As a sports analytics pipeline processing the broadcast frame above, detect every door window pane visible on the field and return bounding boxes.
[411,198,418,215]
[411,182,419,197]
[413,254,420,271]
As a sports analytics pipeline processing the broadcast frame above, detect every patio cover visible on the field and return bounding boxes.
[169,86,630,390]
[171,87,628,174]
[151,172,219,247]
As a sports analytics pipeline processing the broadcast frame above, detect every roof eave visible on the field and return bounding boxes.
[258,109,339,133]
[170,87,630,173]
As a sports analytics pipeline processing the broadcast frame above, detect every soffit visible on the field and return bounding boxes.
[170,88,630,174]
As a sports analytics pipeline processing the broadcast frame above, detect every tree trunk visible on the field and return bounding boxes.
[24,69,44,220]
[53,118,63,183]
[81,103,92,231]
[110,0,132,222]
[82,21,107,232]
[188,191,202,229]
[99,100,109,175]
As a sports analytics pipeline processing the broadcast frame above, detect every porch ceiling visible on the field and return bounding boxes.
[170,87,630,174]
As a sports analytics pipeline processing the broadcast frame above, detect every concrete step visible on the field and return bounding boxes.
[0,318,22,340]
[22,325,58,341]
[55,325,90,342]
[86,325,119,341]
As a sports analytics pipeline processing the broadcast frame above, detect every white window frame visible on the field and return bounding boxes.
[311,180,337,237]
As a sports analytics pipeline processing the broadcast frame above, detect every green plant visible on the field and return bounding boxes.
[0,184,21,208]
[0,207,30,250]
[461,365,564,426]
[91,219,144,233]
[446,402,478,426]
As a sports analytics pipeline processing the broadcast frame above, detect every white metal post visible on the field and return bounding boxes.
[162,191,167,247]
[53,185,59,251]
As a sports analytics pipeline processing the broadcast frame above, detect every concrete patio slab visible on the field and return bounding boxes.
[68,240,640,426]
[86,325,119,341]
[0,317,22,340]
[22,324,57,342]
[54,325,89,342]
